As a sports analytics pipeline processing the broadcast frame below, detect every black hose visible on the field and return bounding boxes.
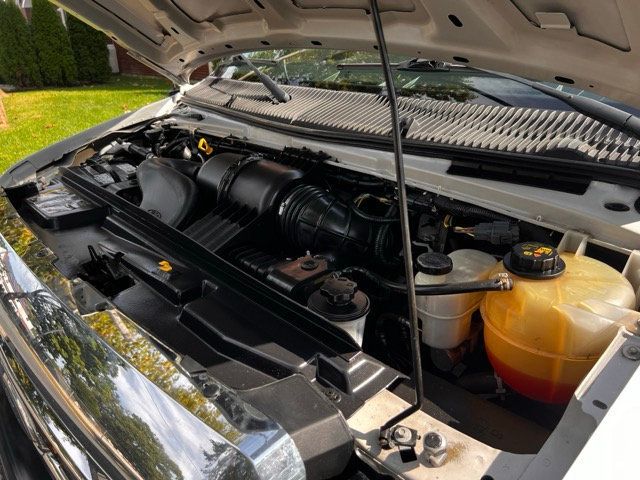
[375,313,412,371]
[339,265,513,296]
[374,204,400,267]
[434,196,508,221]
[350,202,399,223]
[160,137,186,155]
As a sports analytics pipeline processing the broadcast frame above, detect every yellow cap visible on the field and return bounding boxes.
[198,138,213,156]
[158,260,173,272]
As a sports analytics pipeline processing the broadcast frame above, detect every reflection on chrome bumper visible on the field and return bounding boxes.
[0,196,305,480]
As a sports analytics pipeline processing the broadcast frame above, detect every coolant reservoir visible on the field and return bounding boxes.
[481,242,638,403]
[416,250,497,349]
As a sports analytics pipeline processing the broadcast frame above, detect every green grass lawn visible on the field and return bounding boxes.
[0,75,172,171]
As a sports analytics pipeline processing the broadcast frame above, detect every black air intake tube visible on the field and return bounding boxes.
[278,185,393,262]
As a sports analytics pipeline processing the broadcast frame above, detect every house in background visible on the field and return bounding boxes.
[14,0,31,20]
[11,0,210,81]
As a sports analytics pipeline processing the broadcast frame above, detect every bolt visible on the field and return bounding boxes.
[324,388,341,402]
[202,382,220,397]
[300,258,319,271]
[622,344,640,361]
[35,249,48,258]
[392,426,413,443]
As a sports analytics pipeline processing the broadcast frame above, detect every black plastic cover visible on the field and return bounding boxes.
[240,375,353,480]
[24,184,107,229]
[136,158,198,227]
[98,240,203,305]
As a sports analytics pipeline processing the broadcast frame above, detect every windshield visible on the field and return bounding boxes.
[213,49,638,114]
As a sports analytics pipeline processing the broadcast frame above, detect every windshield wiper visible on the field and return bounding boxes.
[471,67,640,139]
[337,58,451,72]
[337,59,513,106]
[233,54,291,103]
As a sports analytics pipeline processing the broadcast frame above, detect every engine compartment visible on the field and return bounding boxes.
[8,120,640,479]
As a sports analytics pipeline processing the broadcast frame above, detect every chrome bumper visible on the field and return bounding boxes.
[0,196,305,480]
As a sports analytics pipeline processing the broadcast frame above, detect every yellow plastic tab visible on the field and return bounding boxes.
[198,138,213,155]
[158,260,173,272]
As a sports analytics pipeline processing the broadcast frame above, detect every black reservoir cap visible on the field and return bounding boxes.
[308,277,370,322]
[503,242,566,279]
[416,252,453,275]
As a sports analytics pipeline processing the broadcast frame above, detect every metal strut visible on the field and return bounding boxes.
[369,0,424,440]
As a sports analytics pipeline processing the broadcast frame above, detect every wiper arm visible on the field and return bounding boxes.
[234,54,291,103]
[337,58,451,72]
[471,67,640,139]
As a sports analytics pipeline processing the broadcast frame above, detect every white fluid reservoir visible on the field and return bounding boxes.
[416,250,497,349]
[307,277,370,346]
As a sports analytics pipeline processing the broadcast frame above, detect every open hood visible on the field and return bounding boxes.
[55,0,640,108]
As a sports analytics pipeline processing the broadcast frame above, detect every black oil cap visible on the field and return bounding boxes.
[308,277,370,322]
[416,252,453,275]
[503,242,566,279]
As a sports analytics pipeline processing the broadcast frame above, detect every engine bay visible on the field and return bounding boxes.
[7,119,640,478]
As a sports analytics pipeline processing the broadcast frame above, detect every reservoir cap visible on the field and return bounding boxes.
[308,277,370,322]
[503,242,566,279]
[416,252,453,275]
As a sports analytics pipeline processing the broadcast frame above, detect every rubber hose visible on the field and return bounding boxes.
[350,202,399,223]
[374,204,400,267]
[339,266,513,296]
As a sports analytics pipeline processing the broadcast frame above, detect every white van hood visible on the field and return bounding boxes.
[54,0,640,108]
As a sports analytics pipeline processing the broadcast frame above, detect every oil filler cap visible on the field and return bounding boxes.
[503,242,566,279]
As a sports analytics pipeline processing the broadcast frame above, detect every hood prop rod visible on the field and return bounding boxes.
[369,0,424,446]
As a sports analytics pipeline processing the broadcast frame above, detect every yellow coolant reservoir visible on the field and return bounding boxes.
[481,242,638,403]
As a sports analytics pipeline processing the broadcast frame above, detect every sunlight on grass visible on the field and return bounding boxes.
[0,75,171,171]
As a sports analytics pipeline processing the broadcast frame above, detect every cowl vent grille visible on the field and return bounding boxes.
[185,79,640,167]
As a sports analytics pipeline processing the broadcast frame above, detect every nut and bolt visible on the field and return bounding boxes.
[622,344,640,361]
[392,426,413,444]
[324,388,341,402]
[423,431,447,467]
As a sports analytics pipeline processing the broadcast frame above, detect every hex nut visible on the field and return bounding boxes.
[622,344,640,361]
[423,431,447,467]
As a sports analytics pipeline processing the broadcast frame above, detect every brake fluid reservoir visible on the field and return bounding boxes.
[416,250,497,349]
[481,242,638,403]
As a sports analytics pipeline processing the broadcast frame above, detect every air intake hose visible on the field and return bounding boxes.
[278,185,393,262]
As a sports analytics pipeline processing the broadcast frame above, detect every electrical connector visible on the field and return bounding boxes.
[471,221,519,245]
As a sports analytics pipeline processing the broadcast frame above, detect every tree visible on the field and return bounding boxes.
[31,0,77,85]
[0,1,42,87]
[67,15,111,83]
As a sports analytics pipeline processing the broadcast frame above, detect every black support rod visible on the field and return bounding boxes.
[369,0,424,434]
